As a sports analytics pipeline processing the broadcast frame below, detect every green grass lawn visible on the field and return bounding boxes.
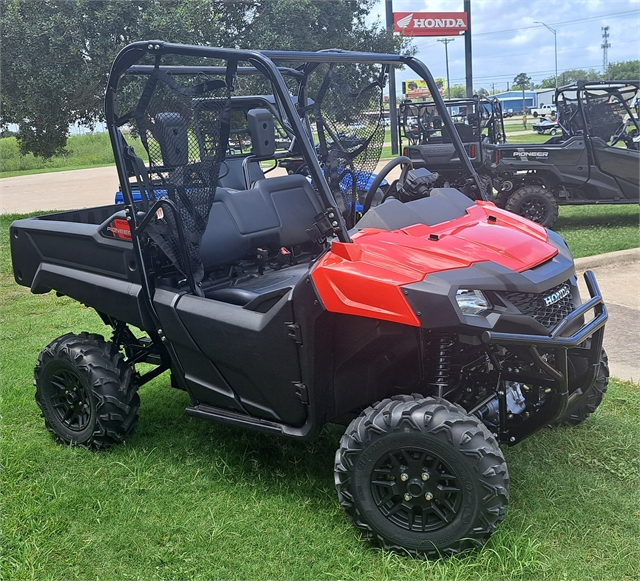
[554,205,640,258]
[1,127,553,178]
[0,133,117,178]
[1,206,639,579]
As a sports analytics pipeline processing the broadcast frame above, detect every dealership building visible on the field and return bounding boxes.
[493,88,556,114]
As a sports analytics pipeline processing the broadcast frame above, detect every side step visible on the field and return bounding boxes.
[185,404,284,434]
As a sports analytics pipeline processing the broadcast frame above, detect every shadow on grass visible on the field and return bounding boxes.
[555,205,639,229]
[129,377,341,496]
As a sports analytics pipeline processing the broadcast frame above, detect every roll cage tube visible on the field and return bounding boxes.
[106,42,486,245]
[402,56,487,199]
[260,49,485,201]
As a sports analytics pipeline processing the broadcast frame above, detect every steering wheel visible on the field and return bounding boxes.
[609,121,629,146]
[362,156,413,214]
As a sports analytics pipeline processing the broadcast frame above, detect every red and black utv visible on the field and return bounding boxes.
[10,42,608,558]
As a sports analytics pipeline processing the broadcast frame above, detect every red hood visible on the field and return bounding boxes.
[349,203,555,276]
[311,202,558,326]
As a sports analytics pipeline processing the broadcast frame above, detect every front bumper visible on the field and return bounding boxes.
[482,270,607,444]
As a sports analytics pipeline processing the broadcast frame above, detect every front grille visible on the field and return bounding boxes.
[501,281,575,329]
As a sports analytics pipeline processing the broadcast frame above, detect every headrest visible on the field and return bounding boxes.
[247,108,276,158]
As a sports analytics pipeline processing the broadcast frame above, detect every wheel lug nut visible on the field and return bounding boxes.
[400,473,408,482]
[425,492,433,501]
[404,493,412,501]
[422,472,429,481]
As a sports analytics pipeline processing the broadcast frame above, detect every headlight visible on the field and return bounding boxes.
[456,289,490,315]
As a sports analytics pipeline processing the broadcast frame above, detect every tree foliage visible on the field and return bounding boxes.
[605,60,640,80]
[512,73,531,90]
[0,0,404,158]
[447,85,467,99]
[535,61,640,88]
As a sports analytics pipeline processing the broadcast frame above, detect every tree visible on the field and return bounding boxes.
[605,60,640,80]
[1,0,405,158]
[448,84,467,99]
[1,0,231,158]
[513,73,531,114]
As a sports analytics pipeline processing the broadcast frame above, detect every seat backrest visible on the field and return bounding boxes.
[218,157,265,190]
[216,108,278,190]
[200,174,323,270]
[442,122,476,143]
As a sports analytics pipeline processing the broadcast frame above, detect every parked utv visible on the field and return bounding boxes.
[10,42,608,558]
[398,95,506,198]
[488,81,640,228]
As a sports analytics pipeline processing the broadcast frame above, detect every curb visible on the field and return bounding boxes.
[574,247,639,271]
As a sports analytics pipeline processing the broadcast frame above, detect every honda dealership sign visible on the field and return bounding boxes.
[394,12,468,36]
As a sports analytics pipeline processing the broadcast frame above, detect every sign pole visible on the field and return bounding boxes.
[386,0,399,155]
[464,0,473,97]
[437,38,454,99]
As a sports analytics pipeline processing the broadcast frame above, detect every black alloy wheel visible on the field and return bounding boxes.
[335,395,509,558]
[35,332,140,449]
[505,184,559,228]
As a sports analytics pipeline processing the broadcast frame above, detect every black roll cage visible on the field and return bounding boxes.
[555,80,640,139]
[104,41,483,338]
[398,94,506,148]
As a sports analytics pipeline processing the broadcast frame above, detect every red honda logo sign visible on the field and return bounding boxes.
[394,12,468,36]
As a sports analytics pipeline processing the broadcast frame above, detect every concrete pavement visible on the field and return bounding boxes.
[2,162,403,214]
[1,167,638,382]
[0,166,120,214]
[575,248,639,383]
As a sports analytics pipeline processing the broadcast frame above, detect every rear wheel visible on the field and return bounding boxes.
[335,396,509,558]
[505,184,559,228]
[34,332,139,449]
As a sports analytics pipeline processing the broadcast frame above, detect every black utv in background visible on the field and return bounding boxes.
[399,96,506,197]
[487,81,640,228]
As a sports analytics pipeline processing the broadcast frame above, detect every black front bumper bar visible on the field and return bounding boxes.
[481,270,607,444]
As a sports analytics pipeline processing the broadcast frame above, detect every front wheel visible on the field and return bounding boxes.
[34,332,140,449]
[335,396,509,558]
[505,184,559,228]
[553,349,609,427]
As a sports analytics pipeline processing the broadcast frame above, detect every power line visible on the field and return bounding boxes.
[474,37,639,62]
[471,10,637,37]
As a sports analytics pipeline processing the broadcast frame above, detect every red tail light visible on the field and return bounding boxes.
[495,149,500,164]
[403,147,409,156]
[469,144,476,158]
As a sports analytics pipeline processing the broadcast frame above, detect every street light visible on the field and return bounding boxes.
[437,38,455,99]
[534,21,558,90]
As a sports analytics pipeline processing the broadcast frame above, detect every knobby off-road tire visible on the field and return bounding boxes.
[505,184,559,228]
[553,349,609,427]
[494,188,512,209]
[34,332,140,449]
[335,395,509,558]
[477,173,494,200]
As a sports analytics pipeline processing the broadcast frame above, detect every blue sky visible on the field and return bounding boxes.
[366,0,640,91]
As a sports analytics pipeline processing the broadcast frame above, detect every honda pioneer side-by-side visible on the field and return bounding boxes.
[398,95,506,198]
[10,42,608,558]
[487,81,640,228]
